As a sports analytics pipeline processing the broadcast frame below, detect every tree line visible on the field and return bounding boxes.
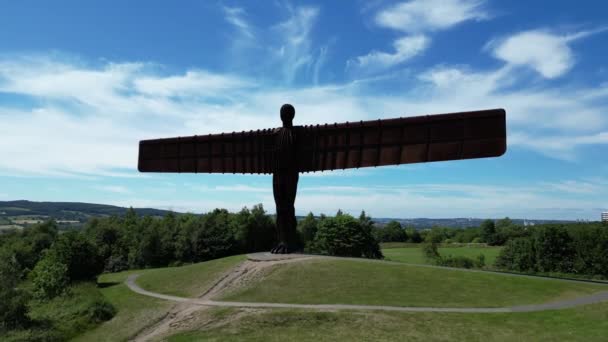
[495,222,608,278]
[0,204,382,336]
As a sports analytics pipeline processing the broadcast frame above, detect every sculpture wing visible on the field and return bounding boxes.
[296,108,506,173]
[138,129,275,174]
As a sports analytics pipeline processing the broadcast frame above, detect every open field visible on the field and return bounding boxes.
[166,304,608,342]
[382,245,503,266]
[136,255,246,297]
[220,259,605,308]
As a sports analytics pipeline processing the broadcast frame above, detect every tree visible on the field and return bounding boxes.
[533,226,574,273]
[407,228,422,243]
[46,231,104,281]
[480,219,497,245]
[192,209,237,261]
[30,252,69,299]
[312,213,382,259]
[374,221,407,242]
[298,212,318,247]
[0,249,31,328]
[495,237,535,272]
[422,242,440,261]
[425,227,445,244]
[237,204,276,253]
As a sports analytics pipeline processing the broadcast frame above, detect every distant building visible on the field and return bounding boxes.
[602,212,608,222]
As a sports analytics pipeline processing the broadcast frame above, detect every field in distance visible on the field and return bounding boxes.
[380,243,503,266]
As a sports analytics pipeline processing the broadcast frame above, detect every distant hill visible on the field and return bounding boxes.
[0,200,173,229]
[372,217,577,229]
[0,200,578,231]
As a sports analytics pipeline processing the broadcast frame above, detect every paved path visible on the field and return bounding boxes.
[125,273,608,314]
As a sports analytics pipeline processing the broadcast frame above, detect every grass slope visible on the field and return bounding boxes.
[167,303,608,342]
[75,256,245,341]
[73,271,172,342]
[3,282,114,342]
[220,259,605,307]
[136,255,246,297]
[382,246,502,266]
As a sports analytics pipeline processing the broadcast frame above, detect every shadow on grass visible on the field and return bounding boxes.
[97,281,120,288]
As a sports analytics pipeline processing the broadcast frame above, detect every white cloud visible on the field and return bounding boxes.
[488,28,608,78]
[375,0,488,33]
[348,35,429,71]
[223,6,254,38]
[214,185,271,193]
[134,70,253,97]
[353,0,488,74]
[271,182,605,219]
[272,6,320,84]
[98,180,608,219]
[96,185,131,194]
[1,52,608,178]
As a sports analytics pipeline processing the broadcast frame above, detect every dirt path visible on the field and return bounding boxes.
[130,255,318,341]
[128,254,608,340]
[126,273,608,314]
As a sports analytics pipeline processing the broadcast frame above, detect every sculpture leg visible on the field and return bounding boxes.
[271,171,300,254]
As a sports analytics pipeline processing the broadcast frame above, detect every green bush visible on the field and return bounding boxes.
[437,255,475,269]
[495,223,608,278]
[85,298,116,323]
[30,254,69,300]
[474,254,486,268]
[422,243,440,261]
[0,251,31,329]
[311,213,382,259]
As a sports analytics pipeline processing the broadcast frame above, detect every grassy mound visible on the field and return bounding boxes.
[73,255,245,341]
[220,259,605,307]
[167,303,608,342]
[73,271,171,342]
[136,255,246,297]
[382,246,502,266]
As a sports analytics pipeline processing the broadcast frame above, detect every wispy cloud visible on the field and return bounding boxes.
[96,179,607,219]
[487,27,608,78]
[1,51,608,178]
[95,185,131,194]
[222,6,254,38]
[272,5,320,84]
[351,0,489,74]
[347,35,429,73]
[374,0,489,33]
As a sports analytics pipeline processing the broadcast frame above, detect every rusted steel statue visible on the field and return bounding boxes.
[138,104,506,253]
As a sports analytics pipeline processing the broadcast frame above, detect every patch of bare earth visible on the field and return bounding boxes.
[131,255,320,341]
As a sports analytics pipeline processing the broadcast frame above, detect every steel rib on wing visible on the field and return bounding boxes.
[137,108,506,174]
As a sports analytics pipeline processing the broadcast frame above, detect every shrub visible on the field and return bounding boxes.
[0,252,31,329]
[437,255,475,269]
[30,255,69,300]
[495,238,535,272]
[86,298,116,323]
[311,214,382,259]
[474,253,486,268]
[422,243,440,261]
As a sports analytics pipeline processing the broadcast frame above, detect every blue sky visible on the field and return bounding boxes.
[1,0,607,220]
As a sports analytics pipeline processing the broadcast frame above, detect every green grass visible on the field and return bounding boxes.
[3,282,115,342]
[167,303,608,342]
[73,255,246,341]
[136,255,246,297]
[73,271,172,342]
[382,246,503,266]
[220,259,605,308]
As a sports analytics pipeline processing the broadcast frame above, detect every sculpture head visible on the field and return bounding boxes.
[280,104,295,128]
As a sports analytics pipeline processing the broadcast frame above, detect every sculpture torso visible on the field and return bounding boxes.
[274,127,297,174]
